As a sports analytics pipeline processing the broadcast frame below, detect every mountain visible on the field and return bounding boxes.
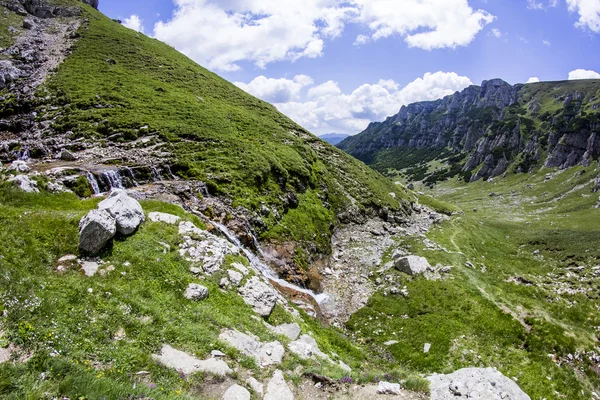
[338,79,600,184]
[319,133,351,145]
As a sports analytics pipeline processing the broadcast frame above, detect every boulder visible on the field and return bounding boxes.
[238,277,278,317]
[288,335,329,361]
[377,381,402,395]
[272,323,301,341]
[152,344,232,376]
[22,19,34,29]
[264,370,294,400]
[395,255,430,275]
[219,329,261,359]
[148,212,181,224]
[223,384,250,400]
[227,269,244,286]
[98,189,145,235]
[246,377,264,396]
[59,150,77,161]
[79,209,117,255]
[428,368,531,400]
[8,175,38,193]
[8,160,29,173]
[184,283,209,301]
[0,61,23,89]
[258,341,285,366]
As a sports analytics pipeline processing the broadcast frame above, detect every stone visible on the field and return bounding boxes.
[238,277,278,317]
[8,160,30,173]
[258,341,285,366]
[264,370,294,400]
[79,209,117,255]
[211,350,226,358]
[288,335,329,361]
[0,61,22,89]
[231,262,249,275]
[148,212,181,225]
[424,343,431,353]
[228,269,244,286]
[383,340,399,346]
[272,323,301,341]
[81,0,99,9]
[152,344,232,376]
[395,255,430,275]
[219,329,261,359]
[184,283,209,301]
[22,19,34,30]
[8,175,38,193]
[377,381,402,395]
[179,222,238,275]
[80,260,100,277]
[428,368,531,400]
[60,150,77,161]
[58,254,77,263]
[223,384,250,400]
[339,360,352,372]
[219,277,230,288]
[246,376,264,396]
[190,267,202,275]
[98,189,145,235]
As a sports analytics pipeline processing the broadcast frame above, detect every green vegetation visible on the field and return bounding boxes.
[348,166,600,399]
[0,9,24,49]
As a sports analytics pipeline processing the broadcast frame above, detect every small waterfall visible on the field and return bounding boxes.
[86,172,101,195]
[102,170,124,190]
[151,167,164,181]
[19,149,30,161]
[124,167,139,186]
[211,221,328,304]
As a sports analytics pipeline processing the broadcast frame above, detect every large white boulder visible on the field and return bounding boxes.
[98,189,145,235]
[238,276,278,317]
[264,370,294,400]
[148,212,181,225]
[79,209,117,255]
[184,283,209,301]
[428,368,531,400]
[152,344,232,376]
[223,384,250,400]
[395,255,430,275]
[8,175,38,193]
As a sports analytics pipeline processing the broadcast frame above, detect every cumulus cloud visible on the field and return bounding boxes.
[234,75,314,103]
[527,77,541,83]
[567,0,600,32]
[123,15,144,33]
[527,0,558,10]
[542,40,551,46]
[491,28,502,38]
[238,72,472,135]
[568,69,600,80]
[153,0,494,71]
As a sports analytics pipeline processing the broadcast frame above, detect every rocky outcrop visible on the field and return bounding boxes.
[98,189,145,235]
[184,283,209,301]
[264,370,294,400]
[237,277,278,317]
[395,255,430,275]
[428,368,531,400]
[339,79,600,182]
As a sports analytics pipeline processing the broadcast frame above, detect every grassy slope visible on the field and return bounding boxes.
[36,4,411,254]
[348,167,600,399]
[0,185,430,398]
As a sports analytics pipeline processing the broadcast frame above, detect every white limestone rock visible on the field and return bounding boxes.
[78,209,116,255]
[395,255,430,275]
[264,370,294,400]
[148,212,181,225]
[152,344,232,376]
[98,189,145,235]
[428,368,531,400]
[238,276,278,317]
[184,283,209,301]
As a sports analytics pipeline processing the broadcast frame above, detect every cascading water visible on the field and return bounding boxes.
[124,167,139,186]
[211,221,328,304]
[102,170,124,190]
[86,172,101,195]
[19,149,30,161]
[151,167,164,181]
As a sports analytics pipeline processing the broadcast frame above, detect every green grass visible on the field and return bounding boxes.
[0,9,24,49]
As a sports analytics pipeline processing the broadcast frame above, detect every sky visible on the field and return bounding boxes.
[98,0,600,135]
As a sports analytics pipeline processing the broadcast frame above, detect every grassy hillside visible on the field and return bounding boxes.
[33,3,411,257]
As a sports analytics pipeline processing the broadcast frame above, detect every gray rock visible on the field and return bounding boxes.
[8,160,29,173]
[98,189,145,235]
[377,381,402,395]
[184,283,209,301]
[288,335,329,361]
[8,175,38,193]
[264,370,294,400]
[238,277,278,317]
[59,150,77,161]
[395,255,430,275]
[152,344,232,376]
[428,368,531,400]
[79,209,116,255]
[22,19,34,30]
[339,360,352,372]
[227,269,244,286]
[211,350,226,358]
[0,60,22,89]
[223,384,250,400]
[272,323,301,341]
[80,260,100,277]
[258,341,285,366]
[148,212,181,224]
[245,376,264,396]
[219,329,261,359]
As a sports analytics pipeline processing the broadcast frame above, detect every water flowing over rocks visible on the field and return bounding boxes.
[428,368,531,400]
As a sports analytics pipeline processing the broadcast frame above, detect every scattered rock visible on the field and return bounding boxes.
[271,323,301,341]
[148,212,181,225]
[152,344,232,376]
[238,276,278,317]
[228,269,244,287]
[377,381,402,395]
[219,277,230,288]
[190,267,202,275]
[264,370,294,400]
[60,149,77,161]
[219,329,261,360]
[223,384,251,400]
[246,376,264,396]
[211,350,226,358]
[288,335,329,361]
[424,343,431,353]
[395,255,430,275]
[184,283,209,301]
[79,209,117,255]
[428,368,531,400]
[80,260,101,277]
[383,340,399,346]
[8,175,38,193]
[179,221,239,274]
[98,189,145,235]
[231,262,249,275]
[22,19,34,30]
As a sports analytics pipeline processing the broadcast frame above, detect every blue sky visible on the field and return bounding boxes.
[98,0,600,135]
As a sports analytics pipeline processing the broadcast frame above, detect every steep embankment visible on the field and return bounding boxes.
[339,79,600,184]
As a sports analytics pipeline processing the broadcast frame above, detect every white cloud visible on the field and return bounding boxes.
[542,40,551,46]
[239,71,472,135]
[567,0,600,33]
[526,77,540,83]
[491,28,502,38]
[123,15,144,33]
[153,0,494,71]
[527,0,558,10]
[568,68,600,80]
[234,75,314,103]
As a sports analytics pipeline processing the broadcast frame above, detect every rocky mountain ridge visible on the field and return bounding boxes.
[338,78,600,183]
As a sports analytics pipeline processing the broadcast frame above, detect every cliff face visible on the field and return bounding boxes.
[338,79,600,182]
